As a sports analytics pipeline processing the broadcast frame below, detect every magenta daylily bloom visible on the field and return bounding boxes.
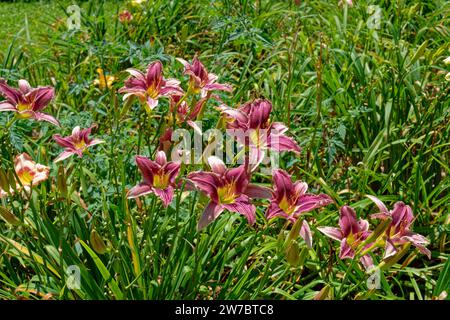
[318,206,373,266]
[127,151,181,207]
[188,156,271,230]
[53,126,105,162]
[219,99,301,169]
[266,169,333,248]
[177,57,232,98]
[0,79,59,126]
[119,61,183,112]
[367,195,431,259]
[266,169,333,222]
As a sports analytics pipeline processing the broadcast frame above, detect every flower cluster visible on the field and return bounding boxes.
[0,56,431,271]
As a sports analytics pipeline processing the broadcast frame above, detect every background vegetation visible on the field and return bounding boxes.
[0,0,449,300]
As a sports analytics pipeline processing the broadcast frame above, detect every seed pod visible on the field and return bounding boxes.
[90,229,108,255]
[0,168,9,191]
[0,206,21,226]
[285,241,300,266]
[56,165,67,197]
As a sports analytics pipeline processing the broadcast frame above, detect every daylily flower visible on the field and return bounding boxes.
[169,94,205,134]
[318,206,373,267]
[367,195,431,259]
[188,156,271,230]
[119,61,183,112]
[127,151,181,207]
[0,153,50,198]
[0,79,59,126]
[266,169,333,248]
[177,57,232,98]
[53,126,105,162]
[93,68,116,89]
[219,99,301,169]
[118,10,133,23]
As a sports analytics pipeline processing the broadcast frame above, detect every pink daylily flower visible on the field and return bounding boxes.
[318,206,373,266]
[177,57,232,98]
[119,61,183,112]
[266,169,333,248]
[53,126,105,163]
[0,153,50,198]
[367,195,431,259]
[219,99,301,168]
[0,79,59,126]
[188,156,271,230]
[127,151,181,207]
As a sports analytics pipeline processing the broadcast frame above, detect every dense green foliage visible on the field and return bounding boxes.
[0,0,448,300]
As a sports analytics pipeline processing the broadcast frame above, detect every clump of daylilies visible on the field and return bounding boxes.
[0,55,431,275]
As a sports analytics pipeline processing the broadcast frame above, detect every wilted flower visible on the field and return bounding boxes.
[367,195,431,259]
[177,57,232,98]
[127,151,181,207]
[93,68,116,89]
[318,206,373,267]
[220,99,301,168]
[266,169,333,248]
[119,61,183,113]
[0,153,50,198]
[0,79,59,126]
[188,156,271,230]
[443,56,450,65]
[119,10,133,23]
[53,126,105,163]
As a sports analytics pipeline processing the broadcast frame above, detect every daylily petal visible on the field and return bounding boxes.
[294,194,333,215]
[127,183,153,199]
[222,195,256,225]
[0,80,21,104]
[34,112,60,127]
[135,156,158,183]
[300,220,313,249]
[32,87,55,111]
[0,102,17,111]
[155,150,167,166]
[164,162,181,184]
[270,134,301,153]
[360,255,374,270]
[244,184,272,199]
[87,139,105,147]
[265,202,290,221]
[317,226,344,241]
[53,135,75,148]
[208,156,227,175]
[339,205,360,237]
[203,83,232,92]
[339,238,355,259]
[54,150,75,163]
[197,201,224,231]
[272,169,293,201]
[366,195,389,213]
[384,238,398,259]
[153,186,174,207]
[18,79,31,94]
[187,171,220,201]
